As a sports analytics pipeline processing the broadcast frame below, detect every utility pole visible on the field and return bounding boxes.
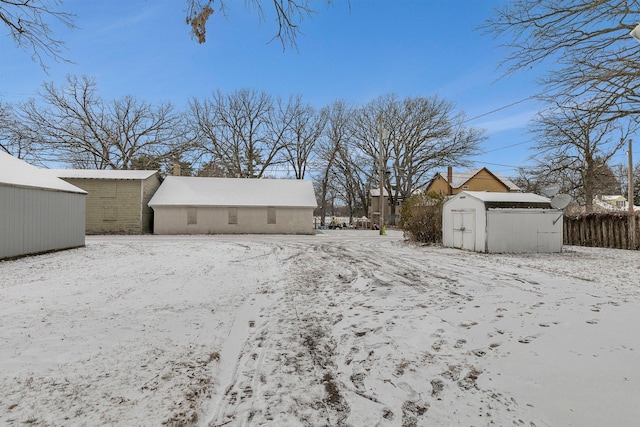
[378,114,385,235]
[628,139,635,249]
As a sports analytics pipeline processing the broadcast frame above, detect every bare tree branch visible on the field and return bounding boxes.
[185,0,334,49]
[0,0,76,70]
[482,0,640,117]
[18,75,189,169]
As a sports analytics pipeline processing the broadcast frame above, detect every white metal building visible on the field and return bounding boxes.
[0,152,86,260]
[148,177,317,235]
[442,191,563,253]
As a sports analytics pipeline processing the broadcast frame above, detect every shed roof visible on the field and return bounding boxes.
[148,176,317,208]
[437,168,520,191]
[51,169,160,180]
[453,191,553,209]
[0,151,86,194]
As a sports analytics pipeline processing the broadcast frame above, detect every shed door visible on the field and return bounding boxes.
[452,209,475,251]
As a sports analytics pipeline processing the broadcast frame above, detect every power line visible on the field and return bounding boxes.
[482,139,533,154]
[463,95,537,124]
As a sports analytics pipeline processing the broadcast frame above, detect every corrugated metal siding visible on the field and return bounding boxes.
[1,185,85,259]
[486,210,562,253]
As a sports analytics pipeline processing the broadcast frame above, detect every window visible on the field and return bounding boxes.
[267,207,276,224]
[228,207,237,225]
[187,207,197,225]
[103,207,117,221]
[98,182,117,198]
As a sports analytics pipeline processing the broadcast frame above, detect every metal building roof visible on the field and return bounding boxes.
[0,152,86,194]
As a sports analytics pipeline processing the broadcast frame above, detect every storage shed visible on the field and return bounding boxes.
[148,177,317,234]
[442,191,563,253]
[52,169,162,234]
[1,152,86,260]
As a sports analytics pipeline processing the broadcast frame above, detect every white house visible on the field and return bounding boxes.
[148,177,317,234]
[442,191,563,253]
[0,152,86,260]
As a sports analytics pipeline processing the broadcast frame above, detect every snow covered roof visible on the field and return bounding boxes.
[148,176,317,208]
[454,191,553,208]
[601,195,625,201]
[51,169,160,180]
[0,151,86,194]
[437,168,520,191]
[369,187,389,197]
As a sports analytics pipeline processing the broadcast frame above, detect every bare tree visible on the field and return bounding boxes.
[530,100,636,211]
[483,1,640,119]
[332,141,370,223]
[20,75,189,169]
[279,95,327,179]
[186,0,335,48]
[0,100,40,162]
[313,99,353,225]
[188,89,283,178]
[3,1,335,69]
[350,94,483,224]
[612,162,640,206]
[0,0,75,69]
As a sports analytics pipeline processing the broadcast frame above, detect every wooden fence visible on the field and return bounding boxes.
[564,212,640,250]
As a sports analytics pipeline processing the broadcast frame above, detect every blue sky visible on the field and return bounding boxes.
[0,0,549,178]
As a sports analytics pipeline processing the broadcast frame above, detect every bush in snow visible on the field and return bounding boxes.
[399,191,445,244]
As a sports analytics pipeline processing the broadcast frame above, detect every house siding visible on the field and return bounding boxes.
[426,168,516,195]
[463,169,510,193]
[153,206,314,235]
[427,176,452,195]
[62,177,160,234]
[1,185,85,259]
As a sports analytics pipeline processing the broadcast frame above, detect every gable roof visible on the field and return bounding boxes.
[51,169,160,180]
[0,151,86,194]
[434,168,519,191]
[148,176,317,208]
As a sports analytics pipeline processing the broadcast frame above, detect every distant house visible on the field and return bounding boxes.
[368,187,391,227]
[52,170,162,234]
[148,177,317,234]
[426,167,519,196]
[596,195,627,210]
[1,152,86,260]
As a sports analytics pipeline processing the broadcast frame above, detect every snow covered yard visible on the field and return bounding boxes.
[1,231,639,426]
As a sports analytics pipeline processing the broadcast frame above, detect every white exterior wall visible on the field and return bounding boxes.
[0,185,86,259]
[486,210,562,253]
[442,196,486,251]
[152,206,314,235]
[442,193,563,253]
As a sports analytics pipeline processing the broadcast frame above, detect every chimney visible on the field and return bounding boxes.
[173,161,181,176]
[447,166,453,195]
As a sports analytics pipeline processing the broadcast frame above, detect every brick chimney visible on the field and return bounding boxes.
[447,166,453,195]
[172,161,181,176]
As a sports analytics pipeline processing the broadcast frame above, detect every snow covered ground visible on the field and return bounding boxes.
[1,230,639,426]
